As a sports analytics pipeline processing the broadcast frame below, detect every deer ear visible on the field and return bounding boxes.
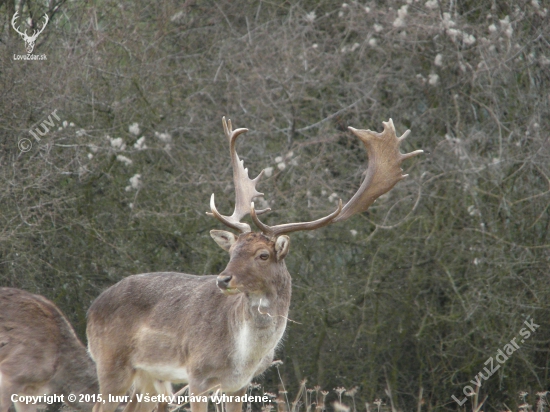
[210,230,238,252]
[275,235,290,261]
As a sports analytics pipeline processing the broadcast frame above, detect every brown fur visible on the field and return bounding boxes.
[0,288,98,412]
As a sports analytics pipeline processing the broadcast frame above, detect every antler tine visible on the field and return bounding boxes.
[208,117,269,233]
[249,119,422,238]
[332,118,423,223]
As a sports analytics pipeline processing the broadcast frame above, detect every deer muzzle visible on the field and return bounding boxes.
[217,274,240,294]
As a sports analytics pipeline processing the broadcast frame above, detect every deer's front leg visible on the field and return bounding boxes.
[225,387,247,412]
[188,382,210,412]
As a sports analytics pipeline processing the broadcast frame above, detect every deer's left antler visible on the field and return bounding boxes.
[250,119,423,237]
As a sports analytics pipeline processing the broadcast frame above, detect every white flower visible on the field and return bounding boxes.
[393,5,408,27]
[393,17,405,27]
[170,11,184,22]
[468,205,481,216]
[338,10,344,17]
[87,153,93,159]
[341,3,348,8]
[368,38,378,47]
[277,162,286,171]
[442,12,455,28]
[76,129,86,137]
[63,120,68,128]
[264,167,274,178]
[425,0,438,9]
[312,43,318,49]
[364,6,371,13]
[129,173,141,190]
[155,131,172,143]
[134,136,147,150]
[328,192,339,203]
[129,123,141,136]
[446,28,461,42]
[473,258,481,266]
[69,122,75,127]
[463,33,476,45]
[110,137,126,150]
[116,155,133,166]
[531,0,540,8]
[350,42,360,52]
[428,73,439,85]
[274,156,283,163]
[304,11,316,23]
[434,53,443,66]
[488,24,497,33]
[500,16,513,38]
[374,24,383,32]
[285,151,294,159]
[350,229,358,236]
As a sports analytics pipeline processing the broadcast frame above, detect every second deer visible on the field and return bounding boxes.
[87,117,422,412]
[0,287,98,412]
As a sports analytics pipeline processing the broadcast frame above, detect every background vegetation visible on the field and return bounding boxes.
[1,0,549,410]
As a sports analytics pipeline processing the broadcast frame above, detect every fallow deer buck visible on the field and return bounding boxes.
[87,117,422,412]
[0,288,99,412]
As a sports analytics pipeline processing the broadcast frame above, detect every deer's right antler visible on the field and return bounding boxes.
[208,117,269,233]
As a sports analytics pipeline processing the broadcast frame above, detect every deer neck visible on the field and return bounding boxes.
[236,264,291,330]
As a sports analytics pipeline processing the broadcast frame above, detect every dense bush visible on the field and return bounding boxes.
[1,0,548,410]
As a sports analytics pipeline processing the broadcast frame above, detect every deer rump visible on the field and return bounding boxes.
[87,272,286,397]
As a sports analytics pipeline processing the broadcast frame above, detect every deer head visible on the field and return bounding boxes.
[11,12,49,54]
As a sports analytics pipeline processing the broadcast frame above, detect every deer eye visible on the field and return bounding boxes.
[259,253,270,260]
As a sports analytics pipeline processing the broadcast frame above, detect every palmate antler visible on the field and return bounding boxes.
[208,117,270,233]
[209,117,423,238]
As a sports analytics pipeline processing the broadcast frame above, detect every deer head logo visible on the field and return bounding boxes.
[11,12,49,54]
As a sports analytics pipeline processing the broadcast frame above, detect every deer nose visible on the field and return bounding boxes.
[217,275,233,290]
